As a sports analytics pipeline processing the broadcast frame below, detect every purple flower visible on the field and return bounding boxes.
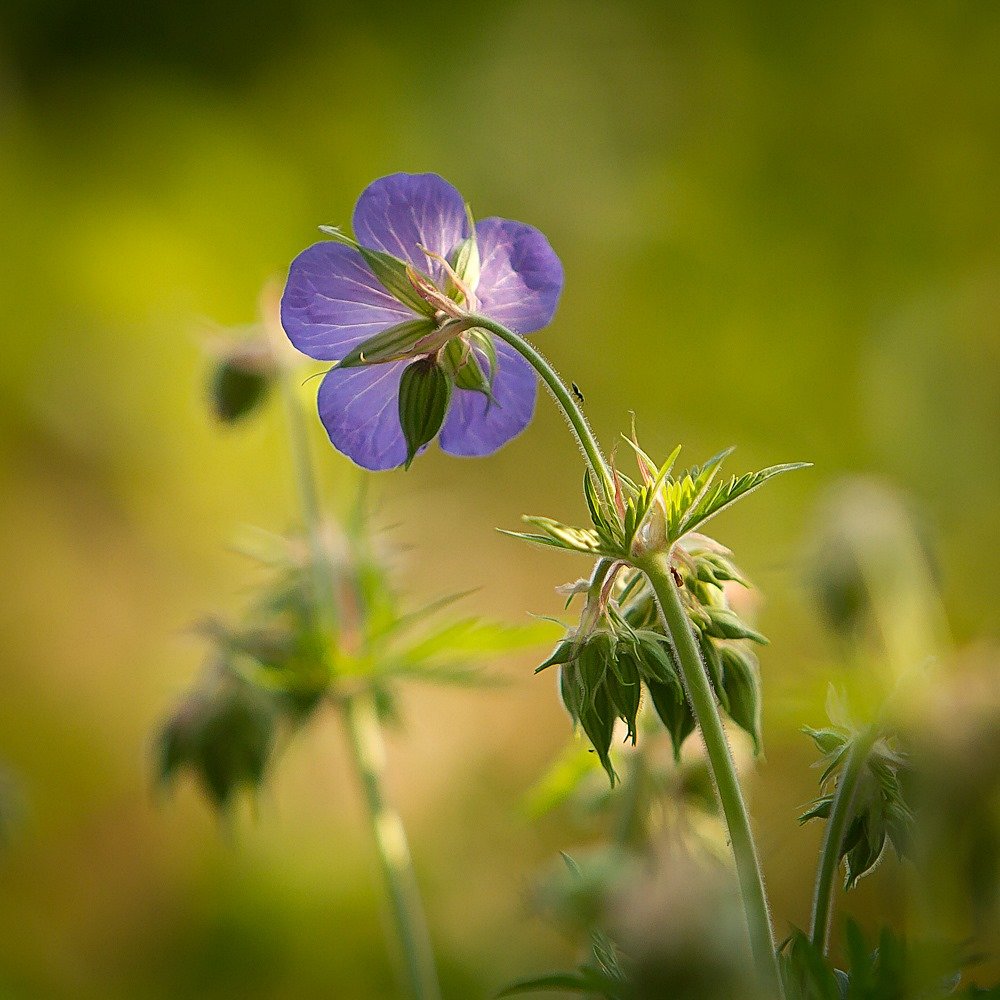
[281,173,564,470]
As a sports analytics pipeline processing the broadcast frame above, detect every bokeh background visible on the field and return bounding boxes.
[1,1,998,997]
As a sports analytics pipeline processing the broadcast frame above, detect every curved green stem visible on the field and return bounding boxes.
[636,551,782,995]
[482,314,781,990]
[271,333,442,1000]
[809,726,877,955]
[465,314,615,501]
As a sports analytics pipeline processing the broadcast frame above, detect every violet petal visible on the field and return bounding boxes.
[438,340,537,457]
[281,242,414,361]
[317,361,409,470]
[352,173,469,282]
[474,217,564,334]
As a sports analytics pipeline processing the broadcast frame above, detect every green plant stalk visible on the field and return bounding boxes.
[634,552,783,995]
[809,726,877,955]
[479,316,782,994]
[342,693,443,1000]
[465,314,615,502]
[273,340,442,1000]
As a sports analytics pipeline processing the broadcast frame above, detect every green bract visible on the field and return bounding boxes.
[504,445,808,561]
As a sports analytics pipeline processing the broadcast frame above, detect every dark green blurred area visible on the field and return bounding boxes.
[1,1,998,997]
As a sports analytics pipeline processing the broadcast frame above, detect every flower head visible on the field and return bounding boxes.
[281,173,564,470]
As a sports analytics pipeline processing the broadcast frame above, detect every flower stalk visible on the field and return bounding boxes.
[473,314,783,994]
[270,320,442,1000]
[637,551,782,994]
[465,313,615,503]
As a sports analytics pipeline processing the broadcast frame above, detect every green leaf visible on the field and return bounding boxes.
[522,740,602,818]
[679,461,811,538]
[320,225,436,317]
[501,517,617,557]
[397,617,557,665]
[398,359,452,468]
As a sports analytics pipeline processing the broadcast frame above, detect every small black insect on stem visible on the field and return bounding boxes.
[671,566,684,588]
[571,381,585,404]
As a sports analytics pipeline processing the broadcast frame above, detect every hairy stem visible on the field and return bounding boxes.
[465,315,615,501]
[636,551,782,996]
[271,329,442,1000]
[483,314,780,990]
[809,726,876,955]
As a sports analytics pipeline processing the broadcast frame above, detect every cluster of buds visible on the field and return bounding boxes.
[538,535,768,783]
[156,552,330,808]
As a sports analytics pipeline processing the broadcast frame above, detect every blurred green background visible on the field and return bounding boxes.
[1,1,998,996]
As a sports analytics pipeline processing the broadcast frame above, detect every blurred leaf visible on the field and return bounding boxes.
[495,967,623,997]
[523,739,602,818]
[781,929,841,1000]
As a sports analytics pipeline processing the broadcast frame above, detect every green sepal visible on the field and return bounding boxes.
[443,333,497,401]
[576,638,617,785]
[632,630,677,685]
[156,677,277,808]
[843,813,886,890]
[319,225,436,317]
[536,638,577,674]
[607,649,641,744]
[447,209,481,300]
[798,795,834,824]
[646,675,695,761]
[337,318,438,368]
[702,606,769,644]
[559,662,585,723]
[719,644,763,754]
[803,727,850,756]
[780,929,842,1000]
[397,359,452,469]
[698,631,727,705]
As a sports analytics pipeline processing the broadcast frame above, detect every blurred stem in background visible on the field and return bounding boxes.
[808,723,878,954]
[268,296,442,1000]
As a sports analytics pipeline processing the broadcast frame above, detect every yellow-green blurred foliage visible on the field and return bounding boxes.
[1,1,997,996]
